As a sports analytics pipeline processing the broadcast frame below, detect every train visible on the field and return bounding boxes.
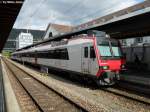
[11,30,126,86]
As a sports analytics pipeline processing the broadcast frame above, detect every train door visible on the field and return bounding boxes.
[35,51,37,64]
[81,46,90,74]
[89,46,98,75]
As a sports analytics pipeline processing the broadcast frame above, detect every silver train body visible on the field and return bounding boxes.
[11,31,125,85]
[12,37,99,75]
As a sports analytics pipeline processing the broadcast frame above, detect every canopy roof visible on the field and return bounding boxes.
[0,0,24,52]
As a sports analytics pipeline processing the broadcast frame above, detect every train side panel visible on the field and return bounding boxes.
[11,38,99,76]
[67,44,82,73]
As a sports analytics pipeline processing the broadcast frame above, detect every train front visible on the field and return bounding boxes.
[91,31,126,85]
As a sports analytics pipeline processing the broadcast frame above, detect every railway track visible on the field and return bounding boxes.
[50,66,150,105]
[62,72,150,105]
[100,87,150,105]
[3,59,85,112]
[44,66,150,105]
[56,72,150,106]
[116,80,150,96]
[3,58,150,112]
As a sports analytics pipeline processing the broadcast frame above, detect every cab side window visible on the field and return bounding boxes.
[90,46,96,58]
[84,47,88,58]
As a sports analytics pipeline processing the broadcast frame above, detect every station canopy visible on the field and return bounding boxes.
[17,6,150,51]
[0,0,24,52]
[71,8,150,39]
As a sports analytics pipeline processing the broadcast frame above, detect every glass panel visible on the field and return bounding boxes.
[98,46,112,56]
[90,46,96,58]
[84,47,88,58]
[112,47,122,57]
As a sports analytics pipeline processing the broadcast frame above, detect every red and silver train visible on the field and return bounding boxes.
[11,30,126,85]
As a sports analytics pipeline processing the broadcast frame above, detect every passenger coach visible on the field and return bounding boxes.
[11,30,126,85]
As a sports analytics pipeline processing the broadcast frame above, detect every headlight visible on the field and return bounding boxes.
[121,64,125,69]
[101,66,109,70]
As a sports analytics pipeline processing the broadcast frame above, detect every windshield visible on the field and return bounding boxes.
[112,46,121,56]
[98,40,122,59]
[98,46,112,57]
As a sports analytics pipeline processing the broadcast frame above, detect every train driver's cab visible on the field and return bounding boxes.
[89,30,126,85]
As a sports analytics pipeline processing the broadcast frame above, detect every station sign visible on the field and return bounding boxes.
[17,32,33,49]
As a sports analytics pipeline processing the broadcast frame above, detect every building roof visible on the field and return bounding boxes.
[46,23,73,34]
[43,23,74,39]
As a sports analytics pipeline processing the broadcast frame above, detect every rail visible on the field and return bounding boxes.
[3,58,86,112]
[4,58,150,112]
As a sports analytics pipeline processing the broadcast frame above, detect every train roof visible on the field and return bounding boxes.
[13,37,93,54]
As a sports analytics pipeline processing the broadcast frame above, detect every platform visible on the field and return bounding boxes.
[0,59,5,112]
[0,58,21,112]
[120,71,150,86]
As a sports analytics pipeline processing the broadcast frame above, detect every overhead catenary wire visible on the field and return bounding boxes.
[55,0,138,25]
[24,0,47,31]
[30,0,47,18]
[71,1,128,25]
[62,0,87,15]
[38,0,132,27]
[52,0,87,24]
[51,0,124,25]
[24,0,139,29]
[24,0,122,27]
[24,0,86,28]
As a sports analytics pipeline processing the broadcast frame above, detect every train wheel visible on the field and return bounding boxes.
[96,78,115,86]
[96,72,115,86]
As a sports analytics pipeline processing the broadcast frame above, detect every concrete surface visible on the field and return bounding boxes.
[1,60,21,112]
[0,59,5,112]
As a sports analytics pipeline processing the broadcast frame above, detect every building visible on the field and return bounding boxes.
[43,23,73,40]
[3,28,45,52]
[16,32,33,49]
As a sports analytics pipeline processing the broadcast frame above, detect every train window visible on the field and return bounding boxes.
[84,47,88,58]
[48,50,53,58]
[37,51,46,58]
[60,48,69,60]
[54,48,69,60]
[60,49,65,59]
[36,48,69,60]
[56,50,60,59]
[43,51,49,58]
[90,46,96,58]
[65,49,69,60]
[29,53,32,57]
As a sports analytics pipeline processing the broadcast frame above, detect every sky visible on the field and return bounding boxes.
[13,0,144,30]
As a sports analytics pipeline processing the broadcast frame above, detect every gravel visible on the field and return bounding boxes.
[7,58,150,112]
[4,59,83,112]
